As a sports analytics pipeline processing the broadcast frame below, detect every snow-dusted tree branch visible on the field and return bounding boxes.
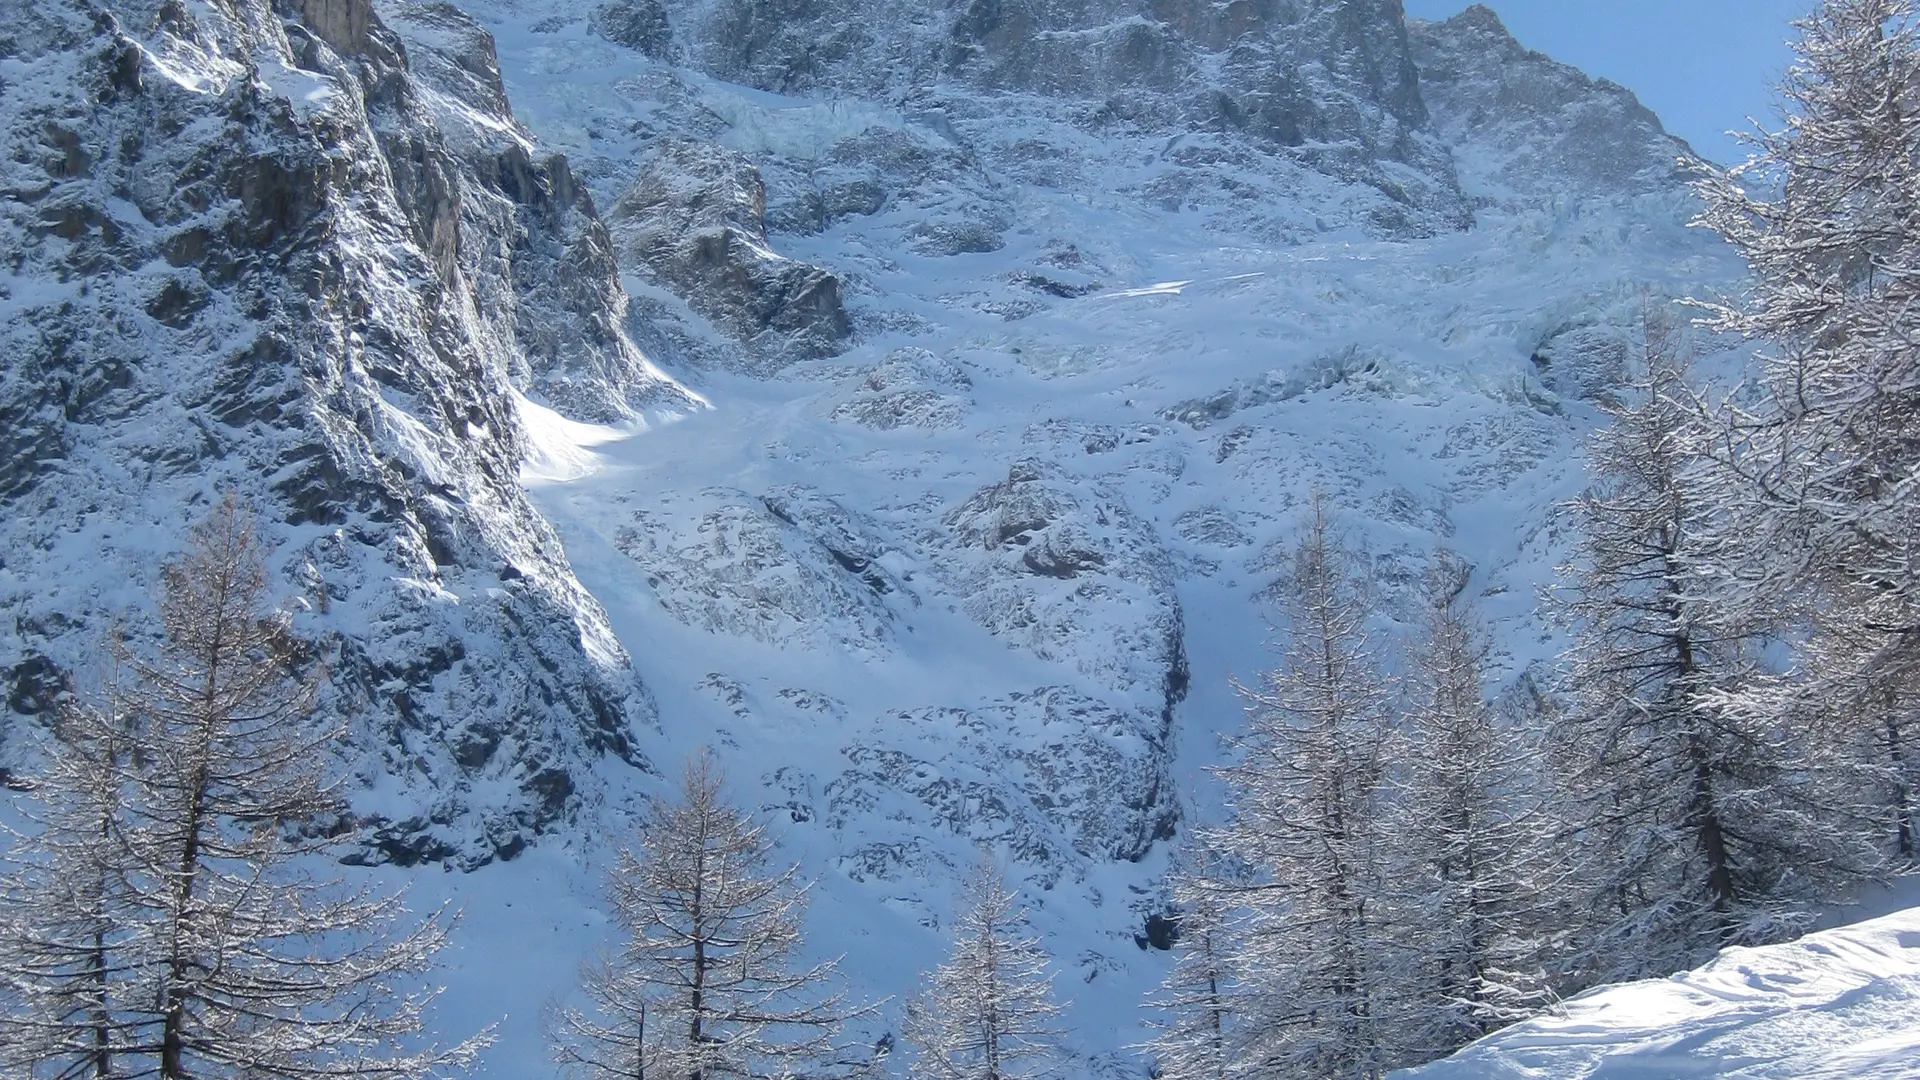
[903,860,1064,1080]
[549,749,871,1080]
[1143,847,1238,1080]
[1691,0,1920,859]
[1550,305,1871,979]
[0,681,142,1079]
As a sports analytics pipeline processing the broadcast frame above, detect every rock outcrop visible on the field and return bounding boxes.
[0,0,689,866]
[937,459,1189,713]
[1409,4,1696,204]
[607,140,852,370]
[672,0,1471,238]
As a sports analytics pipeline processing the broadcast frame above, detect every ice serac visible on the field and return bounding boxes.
[0,0,690,866]
[1408,4,1695,205]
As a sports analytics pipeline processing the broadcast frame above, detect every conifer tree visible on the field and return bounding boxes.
[1551,311,1857,979]
[903,861,1064,1080]
[1208,497,1398,1080]
[0,496,483,1079]
[1389,555,1558,1059]
[0,688,140,1079]
[1692,0,1920,859]
[1143,851,1237,1080]
[549,750,864,1080]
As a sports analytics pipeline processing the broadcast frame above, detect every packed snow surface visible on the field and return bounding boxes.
[1400,903,1920,1079]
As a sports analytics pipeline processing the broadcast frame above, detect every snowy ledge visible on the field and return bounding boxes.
[1400,903,1920,1078]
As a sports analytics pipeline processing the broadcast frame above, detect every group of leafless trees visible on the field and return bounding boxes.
[546,750,1069,1080]
[1147,0,1920,1076]
[0,492,1072,1080]
[1146,508,1557,1080]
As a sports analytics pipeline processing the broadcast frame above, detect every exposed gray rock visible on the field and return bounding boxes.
[829,347,972,430]
[1173,506,1251,549]
[299,0,377,53]
[827,686,1177,877]
[1162,345,1397,429]
[670,0,1471,239]
[0,0,684,867]
[754,123,1009,253]
[936,459,1188,711]
[593,0,676,57]
[379,0,690,422]
[1022,419,1161,456]
[612,487,906,652]
[607,140,852,370]
[1530,321,1631,403]
[1409,4,1696,204]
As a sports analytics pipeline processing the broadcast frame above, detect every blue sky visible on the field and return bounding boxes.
[1402,0,1811,164]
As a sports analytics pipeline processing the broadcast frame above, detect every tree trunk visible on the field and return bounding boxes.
[161,761,210,1079]
[689,853,705,1080]
[1888,712,1913,857]
[161,568,233,1079]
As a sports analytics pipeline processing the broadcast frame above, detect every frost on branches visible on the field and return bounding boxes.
[1548,309,1855,977]
[548,749,873,1080]
[903,861,1065,1080]
[1389,554,1560,1053]
[1693,0,1920,860]
[0,496,484,1080]
[1203,498,1398,1080]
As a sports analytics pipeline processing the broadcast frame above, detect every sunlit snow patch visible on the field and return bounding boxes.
[1104,280,1194,299]
[1399,904,1920,1079]
[516,391,634,484]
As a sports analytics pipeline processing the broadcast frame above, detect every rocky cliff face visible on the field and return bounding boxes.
[1408,4,1694,206]
[681,0,1470,235]
[0,0,692,866]
[607,139,851,369]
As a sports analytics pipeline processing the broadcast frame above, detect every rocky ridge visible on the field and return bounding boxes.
[0,0,696,866]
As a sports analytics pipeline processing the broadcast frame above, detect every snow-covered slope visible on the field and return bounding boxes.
[1,0,1782,1074]
[387,3,1746,1072]
[1399,903,1920,1080]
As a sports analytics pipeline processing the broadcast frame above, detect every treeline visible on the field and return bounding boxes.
[1149,0,1920,1075]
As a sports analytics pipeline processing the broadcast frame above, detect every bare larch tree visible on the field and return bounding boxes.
[0,495,484,1079]
[903,861,1064,1080]
[1206,497,1399,1080]
[549,749,865,1080]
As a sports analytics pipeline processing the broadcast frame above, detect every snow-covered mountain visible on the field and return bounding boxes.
[1,0,1776,1071]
